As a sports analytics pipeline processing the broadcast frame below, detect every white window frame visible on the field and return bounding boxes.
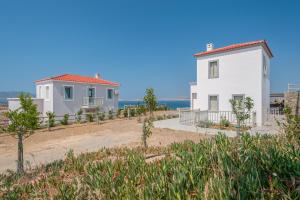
[63,85,74,101]
[232,94,245,101]
[208,60,219,79]
[208,95,219,111]
[87,86,96,98]
[106,88,114,101]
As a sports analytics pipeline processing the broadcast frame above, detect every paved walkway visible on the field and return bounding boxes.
[153,118,281,137]
[154,118,237,137]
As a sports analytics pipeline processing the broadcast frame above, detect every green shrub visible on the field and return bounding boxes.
[220,116,230,127]
[117,109,122,118]
[108,110,113,120]
[98,112,105,121]
[76,109,83,123]
[129,108,136,117]
[197,120,213,128]
[123,109,128,118]
[86,113,94,122]
[156,115,164,121]
[60,114,69,125]
[46,111,56,128]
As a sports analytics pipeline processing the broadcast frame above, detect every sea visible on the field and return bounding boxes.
[0,98,190,110]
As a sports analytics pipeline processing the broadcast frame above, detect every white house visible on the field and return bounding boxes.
[190,40,273,126]
[8,73,119,116]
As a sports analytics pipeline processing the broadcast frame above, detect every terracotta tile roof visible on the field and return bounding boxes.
[35,74,119,86]
[194,40,273,58]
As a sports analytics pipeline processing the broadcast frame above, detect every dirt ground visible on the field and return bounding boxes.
[0,111,208,173]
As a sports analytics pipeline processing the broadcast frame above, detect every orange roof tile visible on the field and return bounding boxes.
[35,74,119,86]
[194,40,273,58]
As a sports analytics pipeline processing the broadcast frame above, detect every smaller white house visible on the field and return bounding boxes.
[190,40,273,126]
[8,73,120,116]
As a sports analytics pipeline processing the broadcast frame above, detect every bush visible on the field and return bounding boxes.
[60,114,69,125]
[156,115,164,121]
[86,113,94,122]
[220,116,230,127]
[108,110,113,120]
[123,109,128,118]
[76,109,83,123]
[98,112,105,121]
[197,120,213,128]
[116,109,122,118]
[129,108,136,117]
[46,111,56,127]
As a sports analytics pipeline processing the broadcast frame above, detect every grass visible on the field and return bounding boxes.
[0,133,299,199]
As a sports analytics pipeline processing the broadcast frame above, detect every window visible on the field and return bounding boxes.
[64,86,73,100]
[192,93,197,99]
[233,94,244,102]
[107,89,113,100]
[208,61,219,79]
[263,55,267,77]
[45,86,49,100]
[38,86,42,98]
[208,95,218,111]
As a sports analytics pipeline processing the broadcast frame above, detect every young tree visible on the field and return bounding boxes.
[142,118,154,148]
[229,96,254,136]
[2,93,40,174]
[143,88,157,117]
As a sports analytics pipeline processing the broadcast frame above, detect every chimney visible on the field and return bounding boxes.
[206,43,214,51]
[95,73,101,79]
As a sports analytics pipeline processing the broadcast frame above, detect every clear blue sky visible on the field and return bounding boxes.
[0,0,299,99]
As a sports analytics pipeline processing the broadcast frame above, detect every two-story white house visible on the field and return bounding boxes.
[8,73,119,117]
[190,40,273,126]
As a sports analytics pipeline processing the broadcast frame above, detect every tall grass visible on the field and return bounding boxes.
[0,133,299,199]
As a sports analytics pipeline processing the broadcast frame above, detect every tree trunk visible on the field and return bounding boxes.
[17,131,24,174]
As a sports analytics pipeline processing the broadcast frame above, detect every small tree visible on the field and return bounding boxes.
[2,94,40,174]
[46,111,55,130]
[75,109,83,123]
[229,96,254,136]
[143,88,157,117]
[142,118,154,148]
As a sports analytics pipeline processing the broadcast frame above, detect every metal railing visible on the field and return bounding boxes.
[82,97,104,107]
[179,109,255,126]
[288,83,300,92]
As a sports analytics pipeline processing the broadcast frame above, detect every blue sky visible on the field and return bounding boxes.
[0,0,299,99]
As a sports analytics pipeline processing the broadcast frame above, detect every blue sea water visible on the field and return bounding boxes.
[118,100,190,110]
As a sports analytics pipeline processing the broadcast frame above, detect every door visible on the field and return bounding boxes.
[88,88,95,105]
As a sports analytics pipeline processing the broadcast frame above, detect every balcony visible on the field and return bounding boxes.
[82,97,104,108]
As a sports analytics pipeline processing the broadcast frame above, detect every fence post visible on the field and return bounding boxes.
[252,111,256,127]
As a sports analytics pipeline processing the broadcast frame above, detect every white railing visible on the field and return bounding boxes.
[179,109,255,126]
[288,83,300,92]
[82,97,104,107]
[269,107,283,116]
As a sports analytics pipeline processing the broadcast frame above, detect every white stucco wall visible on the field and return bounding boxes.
[8,98,44,116]
[191,46,271,126]
[51,81,119,116]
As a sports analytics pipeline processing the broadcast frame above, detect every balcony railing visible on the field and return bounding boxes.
[82,97,104,107]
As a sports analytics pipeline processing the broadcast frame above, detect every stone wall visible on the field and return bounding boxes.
[284,92,300,115]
